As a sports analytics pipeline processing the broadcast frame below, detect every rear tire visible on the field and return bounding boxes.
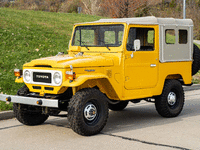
[155,80,184,117]
[192,44,200,75]
[108,101,129,111]
[68,88,109,136]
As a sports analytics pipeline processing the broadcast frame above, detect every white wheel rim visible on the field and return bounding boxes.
[84,103,97,121]
[167,92,176,106]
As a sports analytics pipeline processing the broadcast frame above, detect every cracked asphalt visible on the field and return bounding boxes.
[1,88,200,150]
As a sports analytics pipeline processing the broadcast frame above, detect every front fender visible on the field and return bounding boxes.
[62,74,109,87]
[15,77,24,83]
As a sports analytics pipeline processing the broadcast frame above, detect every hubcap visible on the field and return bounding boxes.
[84,103,97,121]
[168,92,176,106]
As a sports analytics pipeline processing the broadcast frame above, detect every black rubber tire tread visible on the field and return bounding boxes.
[192,44,200,75]
[155,80,185,118]
[68,88,109,136]
[17,85,29,96]
[13,103,49,125]
[108,101,129,111]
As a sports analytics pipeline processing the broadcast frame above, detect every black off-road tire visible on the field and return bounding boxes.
[13,103,49,125]
[155,80,184,118]
[68,88,109,136]
[192,44,200,75]
[108,101,129,111]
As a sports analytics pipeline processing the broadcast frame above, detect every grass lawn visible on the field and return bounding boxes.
[0,8,103,111]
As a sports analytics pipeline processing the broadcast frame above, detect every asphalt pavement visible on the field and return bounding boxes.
[1,85,200,149]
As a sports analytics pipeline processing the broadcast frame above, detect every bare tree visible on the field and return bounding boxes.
[101,0,147,18]
[82,0,101,15]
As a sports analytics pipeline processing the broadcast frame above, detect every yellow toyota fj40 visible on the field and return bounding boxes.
[1,16,200,136]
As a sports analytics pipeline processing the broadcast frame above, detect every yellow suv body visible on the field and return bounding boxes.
[0,16,195,136]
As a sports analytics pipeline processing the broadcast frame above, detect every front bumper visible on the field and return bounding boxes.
[0,94,58,108]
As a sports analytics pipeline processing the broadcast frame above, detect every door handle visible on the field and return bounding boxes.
[130,52,134,58]
[150,64,156,67]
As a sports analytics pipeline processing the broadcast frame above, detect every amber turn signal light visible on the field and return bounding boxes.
[66,71,76,82]
[6,97,11,102]
[36,100,42,105]
[14,69,22,77]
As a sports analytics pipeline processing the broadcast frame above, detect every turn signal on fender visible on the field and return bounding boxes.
[66,65,76,82]
[14,69,22,77]
[66,71,76,82]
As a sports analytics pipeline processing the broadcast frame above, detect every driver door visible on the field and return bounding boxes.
[124,25,159,90]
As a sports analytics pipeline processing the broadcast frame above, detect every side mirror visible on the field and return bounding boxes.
[134,39,140,51]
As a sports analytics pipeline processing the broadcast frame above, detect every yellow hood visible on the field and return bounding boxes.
[23,54,114,68]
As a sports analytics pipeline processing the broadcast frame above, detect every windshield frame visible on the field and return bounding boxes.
[71,24,125,48]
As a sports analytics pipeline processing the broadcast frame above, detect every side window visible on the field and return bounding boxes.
[147,30,155,44]
[126,27,155,51]
[179,30,188,44]
[165,29,175,44]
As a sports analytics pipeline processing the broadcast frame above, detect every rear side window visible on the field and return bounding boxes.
[165,29,175,44]
[179,30,188,44]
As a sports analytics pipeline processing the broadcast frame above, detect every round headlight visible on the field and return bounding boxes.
[53,72,61,84]
[24,70,31,82]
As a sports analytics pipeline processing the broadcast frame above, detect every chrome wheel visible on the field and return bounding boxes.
[167,92,176,106]
[84,103,97,121]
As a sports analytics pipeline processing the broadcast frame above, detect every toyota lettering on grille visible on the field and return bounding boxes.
[33,72,51,83]
[36,75,49,79]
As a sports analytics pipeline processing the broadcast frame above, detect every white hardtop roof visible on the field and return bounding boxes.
[78,16,193,26]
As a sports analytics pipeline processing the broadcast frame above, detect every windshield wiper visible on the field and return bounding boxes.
[105,45,110,50]
[98,40,110,50]
[77,40,89,50]
[83,45,89,50]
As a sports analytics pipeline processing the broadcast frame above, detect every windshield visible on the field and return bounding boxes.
[72,25,124,47]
